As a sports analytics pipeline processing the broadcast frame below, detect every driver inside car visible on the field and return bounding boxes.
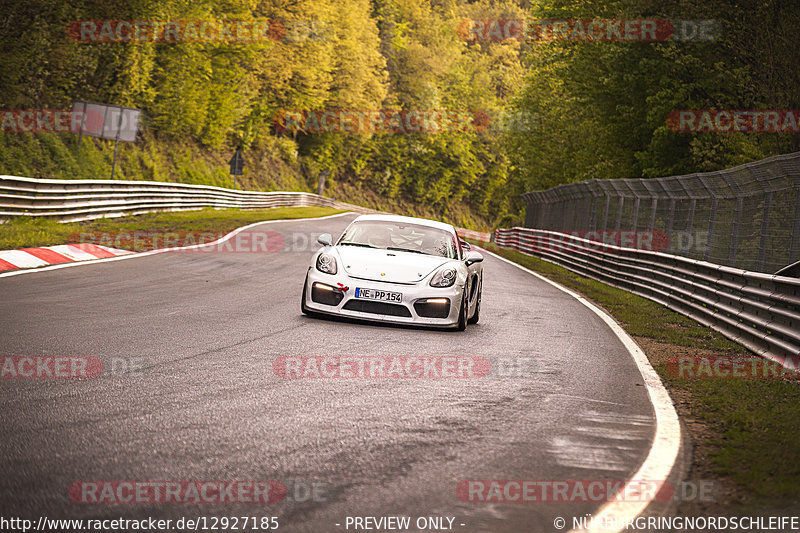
[367,225,394,248]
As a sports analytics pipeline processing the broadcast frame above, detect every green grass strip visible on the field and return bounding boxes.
[0,207,345,251]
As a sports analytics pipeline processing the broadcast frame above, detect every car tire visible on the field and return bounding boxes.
[301,273,311,315]
[468,274,481,325]
[456,286,468,331]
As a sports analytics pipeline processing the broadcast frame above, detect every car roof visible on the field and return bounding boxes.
[350,214,456,234]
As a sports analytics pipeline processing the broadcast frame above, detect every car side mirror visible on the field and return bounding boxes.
[465,251,483,266]
[317,233,332,246]
[461,241,471,251]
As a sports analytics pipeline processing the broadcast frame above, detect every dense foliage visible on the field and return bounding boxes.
[504,0,800,215]
[0,0,797,228]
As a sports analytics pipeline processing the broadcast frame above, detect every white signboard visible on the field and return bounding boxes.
[71,101,140,142]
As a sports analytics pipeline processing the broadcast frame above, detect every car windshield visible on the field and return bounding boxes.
[338,221,458,259]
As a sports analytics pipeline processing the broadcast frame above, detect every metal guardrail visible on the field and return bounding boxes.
[0,175,380,222]
[494,227,800,361]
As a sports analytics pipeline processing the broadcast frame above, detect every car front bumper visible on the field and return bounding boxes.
[304,268,463,328]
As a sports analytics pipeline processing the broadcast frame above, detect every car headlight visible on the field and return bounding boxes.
[316,253,337,275]
[429,267,456,287]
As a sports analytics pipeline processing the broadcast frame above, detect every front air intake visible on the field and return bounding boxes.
[311,283,344,306]
[342,300,412,317]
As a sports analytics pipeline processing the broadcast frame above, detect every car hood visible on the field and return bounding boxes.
[336,246,452,284]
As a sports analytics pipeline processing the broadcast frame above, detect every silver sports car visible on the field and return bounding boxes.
[301,214,484,330]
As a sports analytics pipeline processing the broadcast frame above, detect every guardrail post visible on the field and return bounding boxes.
[565,194,575,232]
[588,181,601,231]
[573,184,584,230]
[573,184,589,230]
[686,198,696,241]
[756,191,772,272]
[666,199,676,242]
[705,197,718,262]
[791,187,800,263]
[552,198,561,231]
[729,197,743,266]
[522,193,534,228]
[649,198,657,232]
[544,197,554,229]
[562,198,571,232]
[722,174,744,268]
[540,194,548,228]
[571,197,581,231]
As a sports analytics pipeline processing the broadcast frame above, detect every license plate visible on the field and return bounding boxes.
[355,287,402,303]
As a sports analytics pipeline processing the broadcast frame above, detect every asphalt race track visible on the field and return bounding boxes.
[0,213,658,532]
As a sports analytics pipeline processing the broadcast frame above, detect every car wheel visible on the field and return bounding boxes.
[468,274,481,325]
[456,286,468,331]
[301,273,311,315]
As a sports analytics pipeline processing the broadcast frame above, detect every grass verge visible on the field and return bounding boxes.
[0,207,345,251]
[471,240,800,514]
